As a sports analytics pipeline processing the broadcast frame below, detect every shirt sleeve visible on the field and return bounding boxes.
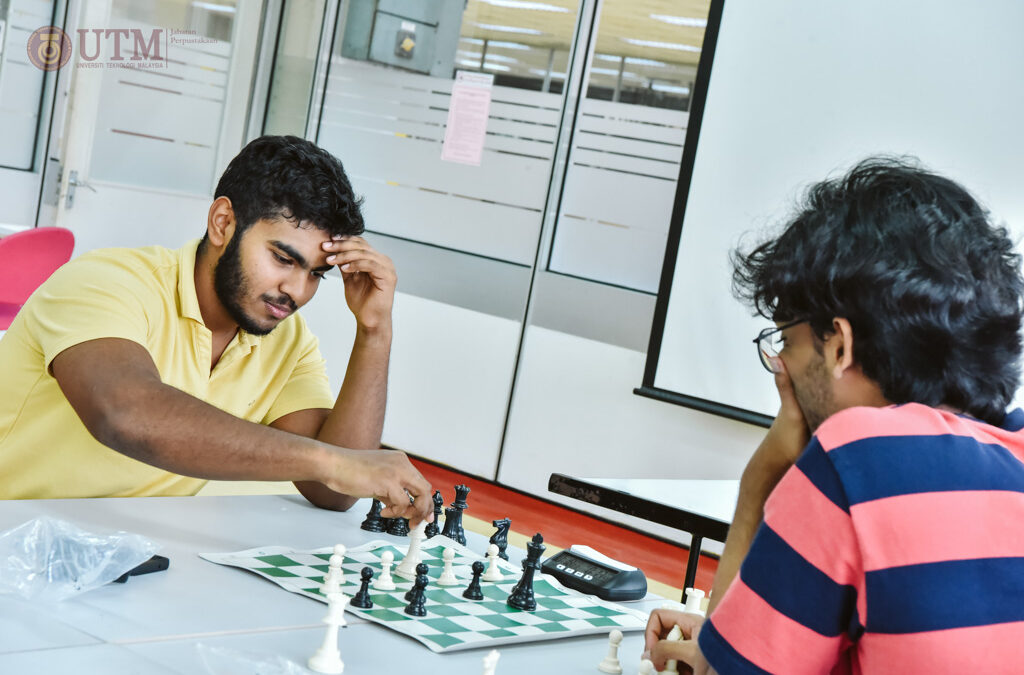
[22,252,155,370]
[261,328,334,425]
[698,438,862,674]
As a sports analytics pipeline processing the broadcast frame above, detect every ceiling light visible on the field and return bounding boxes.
[487,40,533,50]
[650,14,707,28]
[482,63,512,72]
[479,0,570,12]
[651,83,691,95]
[473,23,543,35]
[621,38,700,52]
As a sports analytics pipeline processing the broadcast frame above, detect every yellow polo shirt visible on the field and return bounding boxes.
[0,239,335,499]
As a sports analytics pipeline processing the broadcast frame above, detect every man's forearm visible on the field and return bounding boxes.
[317,322,391,449]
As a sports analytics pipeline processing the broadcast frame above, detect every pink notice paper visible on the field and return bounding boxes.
[441,71,495,166]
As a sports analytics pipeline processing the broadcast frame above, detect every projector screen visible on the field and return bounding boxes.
[638,0,1024,427]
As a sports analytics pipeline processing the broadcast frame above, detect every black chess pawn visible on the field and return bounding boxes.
[490,518,511,561]
[424,490,443,538]
[404,568,429,616]
[351,566,375,609]
[404,562,430,600]
[463,561,485,601]
[360,499,385,532]
[440,506,466,546]
[386,516,410,537]
[507,532,545,612]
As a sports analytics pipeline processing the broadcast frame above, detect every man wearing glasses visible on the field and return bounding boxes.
[645,158,1024,673]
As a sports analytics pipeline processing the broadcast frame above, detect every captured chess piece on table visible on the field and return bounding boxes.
[482,649,500,675]
[360,499,385,532]
[507,532,545,611]
[597,629,623,674]
[308,590,348,674]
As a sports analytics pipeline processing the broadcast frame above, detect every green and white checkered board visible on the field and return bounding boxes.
[201,536,648,653]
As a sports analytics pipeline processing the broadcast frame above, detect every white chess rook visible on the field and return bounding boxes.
[395,521,427,580]
[597,628,623,674]
[482,543,503,582]
[308,592,349,674]
[683,587,706,616]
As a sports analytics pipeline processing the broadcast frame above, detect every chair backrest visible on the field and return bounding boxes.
[0,227,75,305]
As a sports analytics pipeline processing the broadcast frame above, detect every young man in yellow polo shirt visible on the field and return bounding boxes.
[0,135,431,524]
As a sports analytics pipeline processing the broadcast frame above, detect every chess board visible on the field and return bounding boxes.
[201,536,648,653]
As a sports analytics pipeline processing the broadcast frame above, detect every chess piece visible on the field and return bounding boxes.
[683,587,706,616]
[597,629,623,674]
[395,521,426,580]
[360,499,385,532]
[440,506,464,546]
[405,562,429,601]
[482,649,500,675]
[437,548,458,586]
[424,490,443,538]
[482,543,503,582]
[507,533,545,611]
[489,518,511,561]
[386,516,410,537]
[453,483,470,510]
[637,659,655,675]
[308,591,348,674]
[463,561,485,600]
[321,553,344,595]
[404,571,428,616]
[350,566,374,609]
[663,624,684,674]
[373,550,396,591]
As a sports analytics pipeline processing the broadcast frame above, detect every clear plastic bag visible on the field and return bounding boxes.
[196,643,313,674]
[0,516,159,602]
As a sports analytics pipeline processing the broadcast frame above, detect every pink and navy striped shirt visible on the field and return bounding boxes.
[699,403,1024,674]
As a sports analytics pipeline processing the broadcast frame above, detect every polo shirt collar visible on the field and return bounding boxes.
[177,239,261,351]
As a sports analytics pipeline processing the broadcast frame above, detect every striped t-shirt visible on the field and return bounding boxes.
[699,403,1024,674]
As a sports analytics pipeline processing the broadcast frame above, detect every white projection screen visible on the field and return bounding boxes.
[638,0,1024,427]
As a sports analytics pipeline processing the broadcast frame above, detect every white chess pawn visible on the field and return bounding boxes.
[482,543,503,582]
[597,628,623,674]
[637,658,655,675]
[662,624,684,674]
[308,591,349,674]
[333,543,346,558]
[437,547,459,586]
[322,553,344,595]
[482,649,500,675]
[395,521,426,580]
[372,550,396,591]
[683,587,706,616]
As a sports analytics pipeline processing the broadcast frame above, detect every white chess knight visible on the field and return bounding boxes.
[482,649,500,675]
[308,591,349,674]
[482,543,503,582]
[597,629,623,674]
[395,521,427,580]
[437,547,459,586]
[662,624,684,674]
[372,550,396,591]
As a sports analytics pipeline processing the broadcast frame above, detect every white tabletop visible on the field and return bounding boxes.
[579,478,739,525]
[0,495,664,673]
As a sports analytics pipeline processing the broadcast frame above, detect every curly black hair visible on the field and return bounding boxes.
[211,135,364,238]
[732,156,1024,425]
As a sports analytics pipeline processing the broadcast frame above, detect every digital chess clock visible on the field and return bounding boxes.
[541,545,647,601]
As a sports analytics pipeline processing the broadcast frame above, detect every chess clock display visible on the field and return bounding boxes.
[541,545,647,601]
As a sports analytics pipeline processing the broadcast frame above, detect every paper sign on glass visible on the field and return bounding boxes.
[440,71,495,166]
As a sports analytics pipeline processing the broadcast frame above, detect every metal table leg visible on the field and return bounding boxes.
[681,534,703,602]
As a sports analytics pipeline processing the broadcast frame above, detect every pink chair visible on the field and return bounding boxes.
[0,227,75,330]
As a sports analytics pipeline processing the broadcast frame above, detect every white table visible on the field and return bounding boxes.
[0,495,662,673]
[548,476,739,596]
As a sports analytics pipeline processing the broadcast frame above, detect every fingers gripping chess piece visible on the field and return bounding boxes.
[308,591,348,674]
[637,659,655,675]
[482,544,503,582]
[437,547,459,586]
[597,629,623,674]
[424,490,443,538]
[663,624,684,674]
[372,550,396,591]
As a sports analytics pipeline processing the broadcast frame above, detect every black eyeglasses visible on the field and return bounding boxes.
[753,319,807,372]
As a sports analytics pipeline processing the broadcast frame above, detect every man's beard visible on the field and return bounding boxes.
[792,353,837,433]
[213,233,295,336]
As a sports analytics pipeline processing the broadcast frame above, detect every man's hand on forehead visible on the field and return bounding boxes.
[321,235,397,329]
